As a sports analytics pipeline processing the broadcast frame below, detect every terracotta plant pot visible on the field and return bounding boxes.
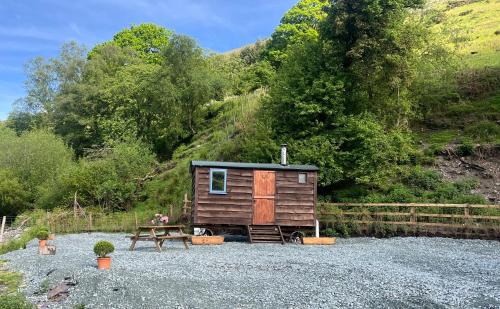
[302,237,336,245]
[38,239,47,249]
[97,257,112,270]
[191,236,224,245]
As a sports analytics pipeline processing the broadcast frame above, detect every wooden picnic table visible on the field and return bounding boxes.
[129,225,189,252]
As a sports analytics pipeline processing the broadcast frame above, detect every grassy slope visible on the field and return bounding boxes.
[138,91,264,209]
[432,0,500,68]
[420,0,500,149]
[0,260,33,308]
[139,0,499,209]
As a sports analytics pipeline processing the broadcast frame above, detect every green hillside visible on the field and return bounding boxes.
[143,0,500,207]
[1,0,499,220]
[431,0,500,67]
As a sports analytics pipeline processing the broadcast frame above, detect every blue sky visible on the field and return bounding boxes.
[0,0,296,120]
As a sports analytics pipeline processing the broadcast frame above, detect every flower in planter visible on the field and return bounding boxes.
[151,214,169,225]
[159,216,169,224]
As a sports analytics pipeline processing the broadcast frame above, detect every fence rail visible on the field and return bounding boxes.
[318,202,500,238]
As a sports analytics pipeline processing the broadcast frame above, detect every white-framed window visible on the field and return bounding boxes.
[209,168,227,194]
[298,172,307,184]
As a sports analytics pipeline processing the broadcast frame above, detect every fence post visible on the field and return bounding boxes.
[464,204,471,236]
[410,207,416,224]
[183,193,188,215]
[464,205,470,221]
[88,213,93,233]
[0,216,6,243]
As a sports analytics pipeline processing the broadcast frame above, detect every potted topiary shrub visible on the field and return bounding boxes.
[36,227,50,250]
[94,240,115,270]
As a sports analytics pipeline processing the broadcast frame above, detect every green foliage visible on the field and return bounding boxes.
[41,140,156,211]
[321,0,426,126]
[38,279,49,294]
[236,61,275,94]
[238,40,267,65]
[89,23,171,64]
[321,228,336,237]
[464,120,500,144]
[0,128,74,214]
[0,129,74,191]
[0,169,30,217]
[266,0,329,66]
[2,4,498,221]
[0,293,33,309]
[0,228,37,255]
[140,91,266,208]
[35,226,49,240]
[52,32,224,159]
[456,138,475,156]
[93,240,115,258]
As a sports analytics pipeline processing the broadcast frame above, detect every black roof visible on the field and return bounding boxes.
[190,160,319,171]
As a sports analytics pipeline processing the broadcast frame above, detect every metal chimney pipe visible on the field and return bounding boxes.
[280,144,287,166]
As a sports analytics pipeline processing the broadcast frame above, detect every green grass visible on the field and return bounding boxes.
[419,92,500,148]
[139,90,265,209]
[0,261,33,309]
[431,0,500,68]
[0,228,36,255]
[420,129,460,145]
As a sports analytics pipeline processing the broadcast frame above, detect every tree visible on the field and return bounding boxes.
[161,35,224,136]
[265,0,329,66]
[12,42,86,129]
[89,23,171,64]
[321,0,426,127]
[0,169,30,216]
[265,0,424,187]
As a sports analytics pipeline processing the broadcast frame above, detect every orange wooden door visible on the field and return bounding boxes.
[253,170,276,225]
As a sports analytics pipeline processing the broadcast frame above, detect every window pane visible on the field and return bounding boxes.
[298,173,307,184]
[211,171,226,192]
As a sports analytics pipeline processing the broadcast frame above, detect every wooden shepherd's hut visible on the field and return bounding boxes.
[190,145,318,243]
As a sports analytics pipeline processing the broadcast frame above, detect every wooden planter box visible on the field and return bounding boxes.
[191,236,224,245]
[39,245,56,255]
[302,237,336,245]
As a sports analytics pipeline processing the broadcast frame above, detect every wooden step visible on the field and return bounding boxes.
[247,225,285,244]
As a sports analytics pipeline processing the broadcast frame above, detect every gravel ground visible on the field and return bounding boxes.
[2,234,500,309]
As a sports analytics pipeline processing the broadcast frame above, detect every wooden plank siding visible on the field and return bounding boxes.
[275,171,316,226]
[192,167,317,227]
[194,167,254,225]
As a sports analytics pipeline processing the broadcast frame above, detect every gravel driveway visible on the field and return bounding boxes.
[2,234,500,308]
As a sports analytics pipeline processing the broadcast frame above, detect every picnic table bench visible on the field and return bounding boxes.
[129,225,189,252]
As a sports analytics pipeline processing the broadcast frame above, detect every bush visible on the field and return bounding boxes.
[0,293,34,309]
[39,140,156,211]
[464,120,500,143]
[322,228,337,237]
[404,167,442,190]
[456,139,475,156]
[0,228,37,255]
[35,227,49,240]
[93,241,115,258]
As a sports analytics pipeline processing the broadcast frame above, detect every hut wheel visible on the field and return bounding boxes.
[201,228,213,236]
[289,231,304,244]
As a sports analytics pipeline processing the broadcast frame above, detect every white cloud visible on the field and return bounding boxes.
[0,26,58,41]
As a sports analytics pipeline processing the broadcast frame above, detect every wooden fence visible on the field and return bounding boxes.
[317,203,500,239]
